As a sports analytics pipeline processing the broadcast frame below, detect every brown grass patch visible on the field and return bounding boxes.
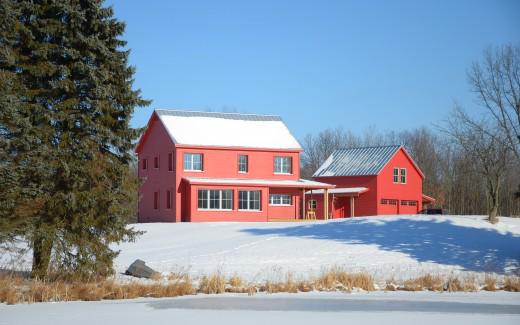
[198,273,226,294]
[483,274,497,291]
[315,269,374,292]
[503,277,520,292]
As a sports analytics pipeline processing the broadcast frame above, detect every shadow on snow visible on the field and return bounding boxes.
[241,218,520,274]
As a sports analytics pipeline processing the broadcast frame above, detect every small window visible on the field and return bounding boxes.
[154,191,159,210]
[308,199,317,210]
[239,190,261,211]
[168,152,174,172]
[401,200,417,206]
[269,194,292,206]
[198,189,233,210]
[142,158,148,170]
[381,199,397,205]
[154,156,159,169]
[274,156,292,174]
[166,190,172,209]
[400,168,407,184]
[238,155,248,173]
[184,153,203,171]
[393,168,399,183]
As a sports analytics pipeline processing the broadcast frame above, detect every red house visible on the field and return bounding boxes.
[135,109,334,222]
[306,145,435,219]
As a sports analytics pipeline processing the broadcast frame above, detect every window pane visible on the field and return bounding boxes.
[198,190,208,209]
[239,155,248,172]
[222,190,233,210]
[184,154,191,170]
[239,191,248,210]
[209,190,220,209]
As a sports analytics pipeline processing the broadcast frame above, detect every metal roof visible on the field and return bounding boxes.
[313,145,402,177]
[155,109,282,122]
[305,187,369,195]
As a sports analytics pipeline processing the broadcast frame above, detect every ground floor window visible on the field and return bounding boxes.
[381,198,398,205]
[308,199,317,210]
[401,200,417,206]
[198,189,233,210]
[239,190,261,211]
[269,194,292,206]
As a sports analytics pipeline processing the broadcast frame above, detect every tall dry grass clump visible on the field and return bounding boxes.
[402,274,444,291]
[198,273,226,294]
[315,268,375,292]
[503,277,520,292]
[483,274,497,291]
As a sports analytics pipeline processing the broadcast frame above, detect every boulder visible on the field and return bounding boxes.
[125,259,160,279]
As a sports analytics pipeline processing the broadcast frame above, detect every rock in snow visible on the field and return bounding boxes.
[125,259,159,279]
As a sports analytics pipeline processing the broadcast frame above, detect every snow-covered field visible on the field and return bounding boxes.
[113,215,520,283]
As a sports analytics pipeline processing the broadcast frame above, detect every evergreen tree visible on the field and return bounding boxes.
[0,0,150,279]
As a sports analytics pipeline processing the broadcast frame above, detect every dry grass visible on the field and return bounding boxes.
[503,277,520,292]
[2,270,519,305]
[198,273,226,294]
[483,274,497,291]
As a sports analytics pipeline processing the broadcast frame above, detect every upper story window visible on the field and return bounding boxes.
[400,168,407,184]
[184,153,203,171]
[168,152,174,172]
[142,158,148,170]
[198,189,233,210]
[269,194,291,206]
[274,156,292,174]
[154,156,159,169]
[239,190,261,211]
[238,155,248,173]
[393,168,399,183]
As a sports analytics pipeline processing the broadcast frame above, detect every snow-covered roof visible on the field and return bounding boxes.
[305,187,368,195]
[313,145,402,177]
[184,177,334,189]
[155,109,302,150]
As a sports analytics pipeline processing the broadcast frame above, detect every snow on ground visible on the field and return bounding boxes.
[113,215,520,282]
[2,291,520,325]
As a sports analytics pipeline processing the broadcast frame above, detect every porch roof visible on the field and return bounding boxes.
[183,177,335,189]
[422,194,436,203]
[305,187,369,196]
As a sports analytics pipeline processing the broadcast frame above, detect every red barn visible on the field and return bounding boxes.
[135,109,334,222]
[307,145,435,219]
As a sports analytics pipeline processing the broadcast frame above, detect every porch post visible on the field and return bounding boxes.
[302,188,306,220]
[350,196,355,217]
[324,188,329,220]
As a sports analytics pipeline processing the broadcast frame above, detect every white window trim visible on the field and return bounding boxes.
[269,194,292,206]
[393,167,399,184]
[274,156,292,175]
[238,155,248,173]
[308,199,317,210]
[184,153,203,172]
[400,168,407,184]
[238,190,261,211]
[197,189,233,211]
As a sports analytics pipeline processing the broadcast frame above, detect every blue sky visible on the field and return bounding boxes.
[106,0,519,140]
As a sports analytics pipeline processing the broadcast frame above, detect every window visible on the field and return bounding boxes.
[400,168,407,184]
[154,191,159,210]
[154,156,159,169]
[401,200,417,206]
[238,155,248,173]
[166,190,172,209]
[184,153,203,171]
[274,156,292,174]
[269,194,292,206]
[308,199,317,210]
[381,199,397,205]
[198,189,233,210]
[142,158,148,170]
[168,152,174,172]
[393,168,399,183]
[239,190,261,211]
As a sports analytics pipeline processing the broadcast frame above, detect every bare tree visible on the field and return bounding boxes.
[469,44,520,159]
[444,108,511,223]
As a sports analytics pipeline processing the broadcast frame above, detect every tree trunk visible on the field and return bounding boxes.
[487,179,500,224]
[31,229,54,279]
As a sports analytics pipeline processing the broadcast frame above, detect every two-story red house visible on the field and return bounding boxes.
[306,145,435,219]
[136,109,334,222]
